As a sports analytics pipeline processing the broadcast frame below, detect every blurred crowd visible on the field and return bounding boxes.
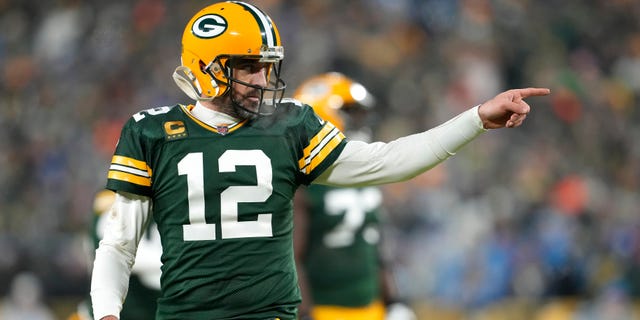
[1,0,639,318]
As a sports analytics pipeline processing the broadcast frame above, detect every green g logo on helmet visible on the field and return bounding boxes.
[191,14,227,39]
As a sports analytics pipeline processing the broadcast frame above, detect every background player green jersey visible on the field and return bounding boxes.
[292,72,417,320]
[105,101,346,319]
[301,185,383,306]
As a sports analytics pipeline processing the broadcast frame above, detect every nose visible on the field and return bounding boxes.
[249,66,268,87]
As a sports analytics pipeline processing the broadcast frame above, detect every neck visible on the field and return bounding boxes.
[191,101,240,126]
[201,94,256,121]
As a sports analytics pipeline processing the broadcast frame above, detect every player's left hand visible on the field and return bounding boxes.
[478,87,551,129]
[385,302,417,320]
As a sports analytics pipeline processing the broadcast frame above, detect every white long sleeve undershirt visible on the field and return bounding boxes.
[90,103,486,319]
[315,105,486,186]
[91,192,152,319]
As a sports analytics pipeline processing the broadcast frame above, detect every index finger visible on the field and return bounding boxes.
[516,87,551,98]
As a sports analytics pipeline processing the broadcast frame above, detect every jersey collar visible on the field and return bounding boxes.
[183,102,247,135]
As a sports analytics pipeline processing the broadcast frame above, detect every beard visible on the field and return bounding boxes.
[215,90,261,121]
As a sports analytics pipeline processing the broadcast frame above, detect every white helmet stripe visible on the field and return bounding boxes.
[231,1,276,46]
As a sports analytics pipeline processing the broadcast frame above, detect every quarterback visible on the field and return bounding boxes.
[90,1,550,319]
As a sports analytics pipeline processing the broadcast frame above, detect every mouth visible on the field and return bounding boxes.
[244,91,263,104]
[246,96,260,103]
[237,95,261,113]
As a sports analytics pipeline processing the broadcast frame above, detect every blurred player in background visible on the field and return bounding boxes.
[293,73,416,320]
[69,190,161,320]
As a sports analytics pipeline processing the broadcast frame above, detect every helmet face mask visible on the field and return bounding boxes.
[218,58,286,117]
[174,1,286,116]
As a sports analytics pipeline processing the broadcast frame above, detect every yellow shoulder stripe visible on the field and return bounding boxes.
[108,170,152,187]
[111,155,152,175]
[108,155,152,187]
[299,122,345,174]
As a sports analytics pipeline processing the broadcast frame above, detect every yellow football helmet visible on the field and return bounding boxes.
[293,72,375,133]
[173,1,285,108]
[93,189,115,215]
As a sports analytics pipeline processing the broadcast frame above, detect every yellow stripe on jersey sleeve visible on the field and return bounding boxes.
[111,155,152,175]
[108,170,152,187]
[299,122,335,168]
[108,155,152,187]
[299,122,345,174]
[306,132,344,174]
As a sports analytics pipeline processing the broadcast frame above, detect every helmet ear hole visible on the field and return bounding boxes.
[173,66,214,101]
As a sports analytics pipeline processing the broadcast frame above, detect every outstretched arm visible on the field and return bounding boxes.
[315,88,550,187]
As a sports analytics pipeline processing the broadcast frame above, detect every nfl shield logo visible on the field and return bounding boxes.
[216,125,229,135]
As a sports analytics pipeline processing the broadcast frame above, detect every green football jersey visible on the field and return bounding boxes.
[105,101,346,320]
[302,184,383,307]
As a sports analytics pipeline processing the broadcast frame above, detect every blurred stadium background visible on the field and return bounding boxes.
[1,0,639,319]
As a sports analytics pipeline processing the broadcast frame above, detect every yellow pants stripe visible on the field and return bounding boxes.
[312,300,385,320]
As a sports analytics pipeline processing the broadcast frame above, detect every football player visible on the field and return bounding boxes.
[90,1,549,319]
[292,72,417,320]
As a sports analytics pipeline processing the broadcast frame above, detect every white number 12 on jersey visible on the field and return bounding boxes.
[178,150,273,241]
